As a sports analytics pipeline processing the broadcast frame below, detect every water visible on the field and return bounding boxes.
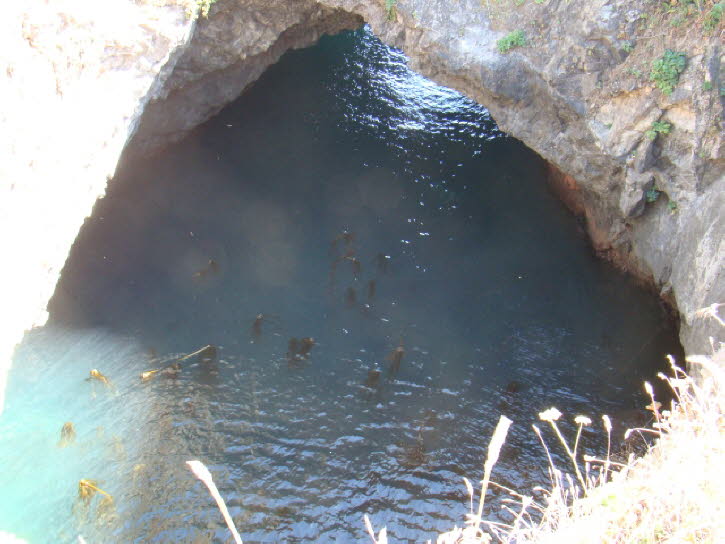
[1,27,681,543]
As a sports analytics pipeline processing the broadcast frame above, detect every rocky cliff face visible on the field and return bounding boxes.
[126,0,362,154]
[0,0,197,414]
[371,0,723,355]
[1,0,722,412]
[129,0,724,354]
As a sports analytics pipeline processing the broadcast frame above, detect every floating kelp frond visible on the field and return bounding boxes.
[192,259,219,280]
[330,230,355,255]
[250,313,280,340]
[287,337,315,365]
[58,422,76,448]
[287,338,300,365]
[140,345,214,382]
[78,479,112,505]
[344,256,362,279]
[397,439,426,468]
[367,279,376,299]
[364,368,381,388]
[375,252,390,273]
[199,345,217,364]
[386,338,405,375]
[251,313,265,339]
[140,369,161,382]
[96,494,116,524]
[178,344,217,364]
[298,337,315,358]
[141,361,182,382]
[87,369,111,387]
[76,480,116,526]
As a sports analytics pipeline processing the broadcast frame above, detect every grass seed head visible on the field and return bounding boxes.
[539,408,562,422]
[602,415,612,432]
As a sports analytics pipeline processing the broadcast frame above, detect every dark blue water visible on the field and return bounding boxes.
[1,28,681,543]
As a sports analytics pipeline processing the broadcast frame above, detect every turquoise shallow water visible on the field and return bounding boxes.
[1,27,681,543]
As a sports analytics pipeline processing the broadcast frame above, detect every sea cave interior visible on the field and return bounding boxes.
[0,27,683,543]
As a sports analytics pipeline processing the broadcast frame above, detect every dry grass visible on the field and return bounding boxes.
[365,306,725,544]
[186,460,243,544]
[515,350,725,544]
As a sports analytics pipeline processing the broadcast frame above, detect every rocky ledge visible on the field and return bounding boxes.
[1,0,722,411]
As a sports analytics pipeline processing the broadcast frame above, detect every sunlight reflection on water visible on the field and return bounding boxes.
[1,27,681,543]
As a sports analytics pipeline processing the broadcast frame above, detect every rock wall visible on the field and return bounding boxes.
[127,0,363,154]
[0,0,196,415]
[365,0,723,354]
[130,0,724,354]
[1,0,722,414]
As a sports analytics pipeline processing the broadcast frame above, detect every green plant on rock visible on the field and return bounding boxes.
[667,200,678,213]
[187,0,217,19]
[645,121,673,140]
[497,29,527,53]
[704,2,724,31]
[650,50,687,95]
[661,0,699,19]
[645,187,661,203]
[385,0,397,21]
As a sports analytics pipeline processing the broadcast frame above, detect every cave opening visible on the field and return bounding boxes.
[1,27,682,543]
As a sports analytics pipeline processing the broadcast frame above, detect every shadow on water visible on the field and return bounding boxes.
[2,27,682,543]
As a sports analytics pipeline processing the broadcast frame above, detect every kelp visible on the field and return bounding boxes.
[58,422,76,448]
